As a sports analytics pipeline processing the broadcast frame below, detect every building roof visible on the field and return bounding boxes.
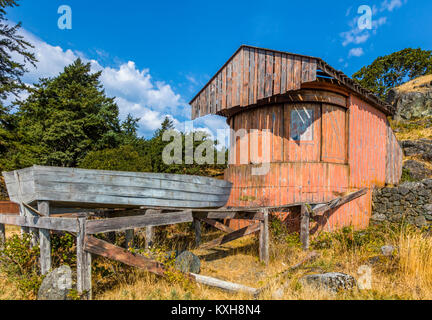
[189,45,393,119]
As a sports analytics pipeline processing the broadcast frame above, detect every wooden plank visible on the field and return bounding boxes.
[300,205,310,250]
[193,211,264,220]
[257,49,265,100]
[311,188,368,216]
[242,47,249,106]
[77,217,92,299]
[0,214,78,232]
[190,273,259,296]
[86,210,193,235]
[273,52,281,95]
[197,217,234,233]
[221,66,227,110]
[38,201,51,275]
[248,48,255,105]
[199,222,260,249]
[0,223,4,249]
[265,51,274,98]
[226,61,232,109]
[259,209,269,264]
[84,235,165,276]
[281,54,287,93]
[194,218,201,247]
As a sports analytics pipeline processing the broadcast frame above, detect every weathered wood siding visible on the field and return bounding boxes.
[224,88,401,231]
[348,95,388,189]
[190,46,317,119]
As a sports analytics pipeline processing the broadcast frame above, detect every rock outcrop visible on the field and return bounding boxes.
[387,75,432,121]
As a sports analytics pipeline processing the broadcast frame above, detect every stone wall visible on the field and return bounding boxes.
[371,179,432,227]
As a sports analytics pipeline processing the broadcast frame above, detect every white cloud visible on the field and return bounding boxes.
[12,26,191,136]
[340,1,406,58]
[348,47,364,57]
[380,0,404,12]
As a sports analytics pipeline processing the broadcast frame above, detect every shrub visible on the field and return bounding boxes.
[0,234,42,298]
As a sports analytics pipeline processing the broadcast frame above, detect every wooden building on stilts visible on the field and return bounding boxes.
[190,45,403,232]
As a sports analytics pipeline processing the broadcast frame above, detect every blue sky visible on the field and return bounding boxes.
[6,0,432,137]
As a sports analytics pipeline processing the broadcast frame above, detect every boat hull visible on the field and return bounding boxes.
[2,166,232,209]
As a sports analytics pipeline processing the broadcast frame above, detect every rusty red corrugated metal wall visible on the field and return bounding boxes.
[224,87,401,231]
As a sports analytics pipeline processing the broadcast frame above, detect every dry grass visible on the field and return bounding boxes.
[1,222,432,300]
[389,116,432,141]
[395,74,432,93]
[94,225,432,300]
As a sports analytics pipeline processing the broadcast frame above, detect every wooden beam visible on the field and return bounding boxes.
[194,218,201,247]
[197,217,234,233]
[86,210,193,235]
[23,205,39,248]
[84,235,165,276]
[22,203,43,216]
[199,222,261,250]
[145,209,161,249]
[77,217,92,299]
[311,188,368,216]
[190,273,259,296]
[259,209,269,264]
[0,223,5,249]
[84,235,259,296]
[38,201,51,275]
[0,214,78,233]
[193,211,264,221]
[300,205,310,251]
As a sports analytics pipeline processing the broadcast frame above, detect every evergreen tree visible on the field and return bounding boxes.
[353,48,432,100]
[14,59,124,167]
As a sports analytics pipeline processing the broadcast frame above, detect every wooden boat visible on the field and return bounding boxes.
[2,165,232,209]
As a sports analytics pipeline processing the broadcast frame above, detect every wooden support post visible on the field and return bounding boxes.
[300,205,310,251]
[77,217,92,299]
[194,218,201,247]
[37,201,51,275]
[145,226,154,249]
[19,204,29,235]
[144,209,161,249]
[125,229,134,249]
[24,206,39,248]
[0,223,5,249]
[259,208,269,265]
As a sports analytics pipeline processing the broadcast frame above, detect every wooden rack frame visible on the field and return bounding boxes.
[0,204,270,299]
[0,188,366,299]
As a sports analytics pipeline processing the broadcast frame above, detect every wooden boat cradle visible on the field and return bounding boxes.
[0,189,366,299]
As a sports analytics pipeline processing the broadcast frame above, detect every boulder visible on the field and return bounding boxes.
[299,272,357,292]
[380,245,396,257]
[174,251,200,274]
[37,265,72,300]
